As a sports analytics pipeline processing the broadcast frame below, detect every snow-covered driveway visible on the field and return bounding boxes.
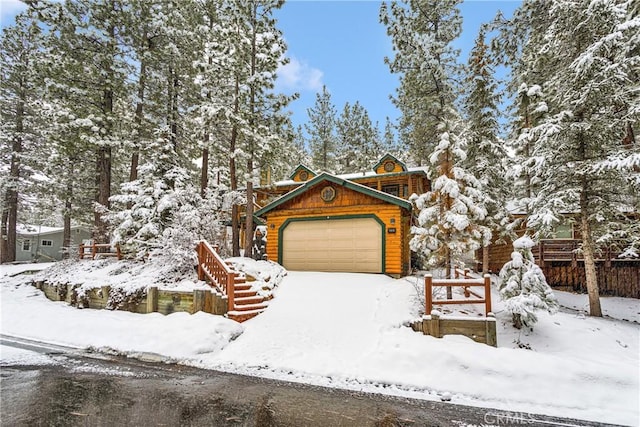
[208,272,416,377]
[200,271,639,426]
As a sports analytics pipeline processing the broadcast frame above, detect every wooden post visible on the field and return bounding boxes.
[484,274,492,315]
[429,311,441,338]
[116,244,122,260]
[227,271,235,312]
[146,286,158,313]
[197,243,205,281]
[425,274,433,316]
[486,313,497,347]
[193,289,206,313]
[539,241,545,267]
[78,245,83,259]
[92,242,97,259]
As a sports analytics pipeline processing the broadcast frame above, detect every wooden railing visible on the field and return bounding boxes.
[425,274,492,316]
[533,239,629,268]
[79,243,122,260]
[196,240,235,311]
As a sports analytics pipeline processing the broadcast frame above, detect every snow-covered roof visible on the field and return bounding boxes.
[16,224,88,236]
[269,165,429,188]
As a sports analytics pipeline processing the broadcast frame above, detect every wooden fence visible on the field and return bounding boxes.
[418,273,496,346]
[79,243,122,260]
[425,273,493,316]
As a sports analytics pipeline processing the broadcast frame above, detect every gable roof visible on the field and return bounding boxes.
[255,172,413,217]
[372,153,407,173]
[288,164,316,181]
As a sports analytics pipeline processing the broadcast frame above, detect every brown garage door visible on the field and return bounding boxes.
[282,218,383,273]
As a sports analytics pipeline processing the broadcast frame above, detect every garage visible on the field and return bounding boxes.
[282,217,383,273]
[255,173,413,276]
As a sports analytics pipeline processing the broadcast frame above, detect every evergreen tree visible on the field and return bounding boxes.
[335,101,383,173]
[410,118,492,291]
[502,0,639,317]
[306,85,337,172]
[380,0,463,165]
[462,28,510,273]
[498,235,559,329]
[0,12,45,262]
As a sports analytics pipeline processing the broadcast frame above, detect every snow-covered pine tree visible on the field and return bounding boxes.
[498,235,559,329]
[511,0,639,317]
[380,0,463,165]
[111,127,194,261]
[410,116,492,292]
[335,101,383,173]
[306,85,337,173]
[462,28,511,273]
[0,12,45,262]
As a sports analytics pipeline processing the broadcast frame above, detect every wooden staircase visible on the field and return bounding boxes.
[196,241,268,322]
[226,271,269,322]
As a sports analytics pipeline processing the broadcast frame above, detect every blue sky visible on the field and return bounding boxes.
[275,0,521,132]
[1,0,521,132]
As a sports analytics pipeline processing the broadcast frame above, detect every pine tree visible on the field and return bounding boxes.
[498,235,559,329]
[410,117,492,290]
[0,12,46,262]
[462,28,510,273]
[380,0,463,165]
[335,101,382,173]
[504,0,639,317]
[306,85,337,172]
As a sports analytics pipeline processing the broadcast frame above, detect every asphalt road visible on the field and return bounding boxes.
[0,336,623,427]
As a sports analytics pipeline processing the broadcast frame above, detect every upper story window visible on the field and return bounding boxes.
[381,184,399,197]
[22,240,31,251]
[41,239,53,247]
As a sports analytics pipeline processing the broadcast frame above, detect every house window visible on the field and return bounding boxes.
[22,240,31,251]
[381,185,399,197]
[552,224,573,239]
[41,239,53,247]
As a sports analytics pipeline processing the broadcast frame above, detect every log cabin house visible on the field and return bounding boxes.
[253,154,430,277]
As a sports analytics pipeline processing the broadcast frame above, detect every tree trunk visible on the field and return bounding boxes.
[95,145,111,243]
[245,179,254,258]
[201,147,209,198]
[95,20,115,244]
[3,82,25,262]
[580,212,602,317]
[62,174,73,259]
[482,245,489,275]
[230,76,240,257]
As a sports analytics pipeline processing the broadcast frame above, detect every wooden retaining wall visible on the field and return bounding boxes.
[412,312,497,347]
[33,281,228,316]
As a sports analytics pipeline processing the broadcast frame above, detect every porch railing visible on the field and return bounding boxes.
[196,240,235,311]
[533,239,630,268]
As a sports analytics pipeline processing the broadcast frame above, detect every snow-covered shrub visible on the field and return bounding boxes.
[498,235,559,329]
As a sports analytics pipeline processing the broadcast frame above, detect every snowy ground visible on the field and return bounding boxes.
[1,261,638,426]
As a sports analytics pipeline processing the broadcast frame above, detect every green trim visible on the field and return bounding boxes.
[288,164,316,181]
[372,153,407,173]
[277,214,386,274]
[255,172,412,217]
